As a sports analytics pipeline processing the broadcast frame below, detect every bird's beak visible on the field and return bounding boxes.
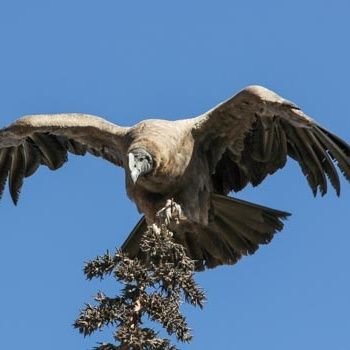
[130,168,140,184]
[128,152,140,184]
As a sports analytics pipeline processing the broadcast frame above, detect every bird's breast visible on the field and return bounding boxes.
[126,118,212,223]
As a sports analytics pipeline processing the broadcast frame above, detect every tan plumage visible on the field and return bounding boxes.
[1,85,349,270]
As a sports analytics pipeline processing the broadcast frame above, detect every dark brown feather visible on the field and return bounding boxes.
[0,148,13,199]
[30,133,68,170]
[314,127,350,183]
[9,145,26,204]
[23,140,41,177]
[122,194,290,271]
[307,129,341,195]
[200,87,350,197]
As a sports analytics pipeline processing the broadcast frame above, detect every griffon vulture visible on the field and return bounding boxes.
[1,85,349,270]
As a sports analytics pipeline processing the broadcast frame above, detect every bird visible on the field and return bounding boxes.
[1,85,349,270]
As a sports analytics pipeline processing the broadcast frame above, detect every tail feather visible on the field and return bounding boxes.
[208,194,290,267]
[121,194,290,271]
[120,216,147,258]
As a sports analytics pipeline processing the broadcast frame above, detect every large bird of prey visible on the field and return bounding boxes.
[1,85,349,270]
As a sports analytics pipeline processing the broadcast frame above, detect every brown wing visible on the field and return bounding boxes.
[0,113,129,204]
[192,85,350,196]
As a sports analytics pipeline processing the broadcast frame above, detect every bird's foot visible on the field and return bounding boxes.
[156,199,183,227]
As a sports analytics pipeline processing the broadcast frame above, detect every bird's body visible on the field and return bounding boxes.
[126,118,211,224]
[1,85,349,270]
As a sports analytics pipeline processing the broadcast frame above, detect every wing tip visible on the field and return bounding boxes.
[9,189,20,206]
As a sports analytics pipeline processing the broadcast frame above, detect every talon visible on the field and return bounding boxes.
[156,199,183,226]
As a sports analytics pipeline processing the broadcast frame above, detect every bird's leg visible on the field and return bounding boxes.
[151,223,161,235]
[156,198,183,226]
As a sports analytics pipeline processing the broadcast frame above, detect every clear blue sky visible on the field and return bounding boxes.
[0,1,349,349]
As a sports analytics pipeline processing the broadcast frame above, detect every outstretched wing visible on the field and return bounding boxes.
[192,85,350,196]
[0,113,129,203]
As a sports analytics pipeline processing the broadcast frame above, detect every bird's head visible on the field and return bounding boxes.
[127,148,154,184]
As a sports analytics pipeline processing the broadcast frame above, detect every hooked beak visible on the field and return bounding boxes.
[128,149,153,184]
[130,168,141,184]
[128,153,140,184]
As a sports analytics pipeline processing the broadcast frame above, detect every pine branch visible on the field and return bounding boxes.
[74,203,206,349]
